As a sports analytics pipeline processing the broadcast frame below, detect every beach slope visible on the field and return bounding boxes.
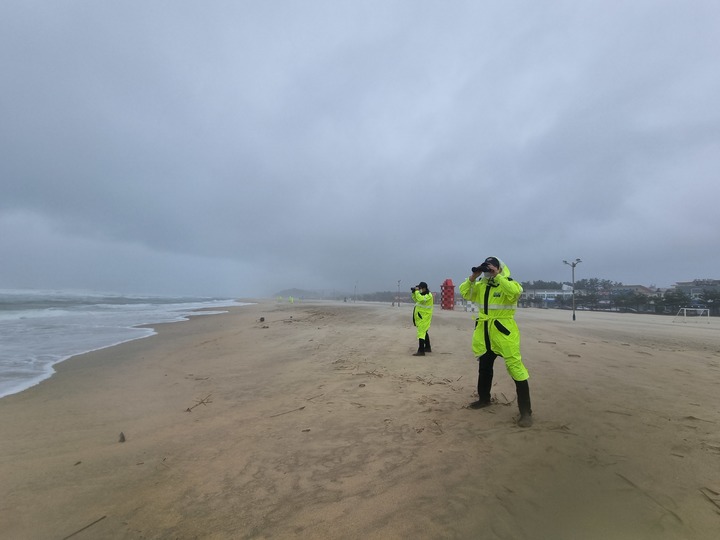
[1,301,719,539]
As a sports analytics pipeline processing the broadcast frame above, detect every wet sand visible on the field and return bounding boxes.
[1,300,719,539]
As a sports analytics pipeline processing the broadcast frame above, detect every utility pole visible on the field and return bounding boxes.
[563,258,582,321]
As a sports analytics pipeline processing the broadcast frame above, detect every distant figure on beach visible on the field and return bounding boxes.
[411,282,433,356]
[459,257,533,427]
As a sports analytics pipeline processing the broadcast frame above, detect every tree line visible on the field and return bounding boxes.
[521,278,719,315]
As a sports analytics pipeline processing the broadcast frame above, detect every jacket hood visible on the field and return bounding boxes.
[489,256,511,279]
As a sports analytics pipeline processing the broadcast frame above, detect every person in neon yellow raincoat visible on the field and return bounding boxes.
[411,281,433,356]
[459,257,533,427]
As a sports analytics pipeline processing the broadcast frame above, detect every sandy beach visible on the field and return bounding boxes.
[1,300,719,539]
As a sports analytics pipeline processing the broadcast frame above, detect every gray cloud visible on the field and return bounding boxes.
[2,1,719,296]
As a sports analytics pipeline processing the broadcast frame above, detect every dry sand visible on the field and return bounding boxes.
[1,300,719,539]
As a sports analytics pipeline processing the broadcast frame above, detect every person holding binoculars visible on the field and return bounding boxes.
[410,282,433,356]
[459,257,533,427]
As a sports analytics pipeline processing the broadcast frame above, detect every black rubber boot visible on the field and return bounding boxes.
[477,354,495,402]
[515,379,533,427]
[413,339,425,356]
[469,353,495,408]
[468,400,492,409]
[424,333,432,353]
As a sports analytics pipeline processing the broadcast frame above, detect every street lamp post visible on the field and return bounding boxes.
[563,258,582,321]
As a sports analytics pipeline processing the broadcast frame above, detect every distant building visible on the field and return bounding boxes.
[521,289,574,303]
[610,285,658,296]
[674,279,720,299]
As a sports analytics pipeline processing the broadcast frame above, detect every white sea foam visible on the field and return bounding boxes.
[0,290,250,399]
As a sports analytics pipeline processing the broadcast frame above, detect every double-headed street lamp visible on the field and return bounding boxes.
[563,258,582,321]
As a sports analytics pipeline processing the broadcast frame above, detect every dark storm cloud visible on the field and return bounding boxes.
[1,1,719,296]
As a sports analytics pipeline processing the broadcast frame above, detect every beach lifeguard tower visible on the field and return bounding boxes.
[440,279,455,310]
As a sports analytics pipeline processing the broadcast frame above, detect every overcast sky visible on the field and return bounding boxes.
[1,1,719,297]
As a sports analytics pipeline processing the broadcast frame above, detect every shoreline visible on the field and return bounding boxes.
[0,299,254,400]
[1,301,719,539]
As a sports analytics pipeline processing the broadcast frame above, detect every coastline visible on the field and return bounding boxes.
[0,293,249,400]
[1,300,719,539]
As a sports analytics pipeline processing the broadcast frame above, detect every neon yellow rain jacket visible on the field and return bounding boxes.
[459,259,528,381]
[411,289,434,339]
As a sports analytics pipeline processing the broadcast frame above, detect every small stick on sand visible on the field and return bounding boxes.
[270,406,306,418]
[61,515,107,540]
[185,394,213,412]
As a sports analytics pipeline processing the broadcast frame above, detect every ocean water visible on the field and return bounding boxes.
[0,289,250,399]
